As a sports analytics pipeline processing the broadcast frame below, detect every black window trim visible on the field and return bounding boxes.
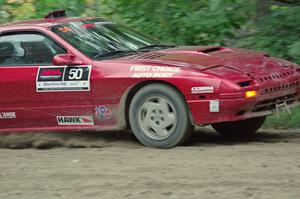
[0,30,68,67]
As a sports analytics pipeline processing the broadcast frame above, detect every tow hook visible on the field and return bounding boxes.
[276,99,292,118]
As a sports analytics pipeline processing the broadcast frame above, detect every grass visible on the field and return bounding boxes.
[263,106,300,129]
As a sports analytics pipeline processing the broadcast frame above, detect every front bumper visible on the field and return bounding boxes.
[188,88,300,125]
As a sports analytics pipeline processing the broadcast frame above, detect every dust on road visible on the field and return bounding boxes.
[0,129,300,199]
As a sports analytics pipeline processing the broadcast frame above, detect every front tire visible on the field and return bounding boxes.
[211,116,266,138]
[129,84,192,148]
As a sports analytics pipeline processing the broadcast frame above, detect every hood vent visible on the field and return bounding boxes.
[199,47,226,54]
[128,52,163,60]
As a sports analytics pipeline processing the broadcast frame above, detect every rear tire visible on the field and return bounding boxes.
[129,84,192,148]
[211,116,266,138]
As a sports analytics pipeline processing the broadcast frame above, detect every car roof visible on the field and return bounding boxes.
[0,17,96,29]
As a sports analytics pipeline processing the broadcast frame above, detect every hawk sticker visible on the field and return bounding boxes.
[57,116,94,126]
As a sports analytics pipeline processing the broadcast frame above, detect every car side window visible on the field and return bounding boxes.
[0,32,67,66]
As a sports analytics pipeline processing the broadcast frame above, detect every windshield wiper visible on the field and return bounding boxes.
[94,50,138,59]
[94,45,175,59]
[138,44,176,51]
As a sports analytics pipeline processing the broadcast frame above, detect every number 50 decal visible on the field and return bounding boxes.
[68,68,83,80]
[64,67,90,81]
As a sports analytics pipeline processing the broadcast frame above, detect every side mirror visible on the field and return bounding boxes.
[52,54,83,66]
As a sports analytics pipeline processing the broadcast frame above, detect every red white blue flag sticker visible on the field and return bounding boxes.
[95,106,112,120]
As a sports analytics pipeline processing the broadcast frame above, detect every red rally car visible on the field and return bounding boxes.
[0,10,299,148]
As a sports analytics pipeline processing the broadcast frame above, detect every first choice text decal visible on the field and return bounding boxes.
[130,65,180,78]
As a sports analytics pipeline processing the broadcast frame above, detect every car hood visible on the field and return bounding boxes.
[117,46,291,74]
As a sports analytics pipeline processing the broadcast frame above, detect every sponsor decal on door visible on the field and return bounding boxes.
[36,66,91,92]
[57,116,94,126]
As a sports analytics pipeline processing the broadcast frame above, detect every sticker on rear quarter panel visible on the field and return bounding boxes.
[36,66,91,92]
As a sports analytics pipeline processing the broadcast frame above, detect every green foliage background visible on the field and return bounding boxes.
[0,0,299,128]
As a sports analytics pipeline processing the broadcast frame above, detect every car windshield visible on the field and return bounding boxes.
[51,19,168,60]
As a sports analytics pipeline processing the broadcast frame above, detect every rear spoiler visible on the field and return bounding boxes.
[44,10,67,19]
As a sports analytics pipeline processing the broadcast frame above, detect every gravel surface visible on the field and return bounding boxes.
[0,128,300,199]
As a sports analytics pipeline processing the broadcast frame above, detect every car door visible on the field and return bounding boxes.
[0,31,94,130]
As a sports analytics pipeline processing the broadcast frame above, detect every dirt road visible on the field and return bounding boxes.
[0,128,300,199]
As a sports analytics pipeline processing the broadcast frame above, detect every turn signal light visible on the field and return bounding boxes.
[245,90,257,98]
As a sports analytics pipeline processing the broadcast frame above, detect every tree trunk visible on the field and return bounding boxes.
[256,0,298,19]
[256,0,274,19]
